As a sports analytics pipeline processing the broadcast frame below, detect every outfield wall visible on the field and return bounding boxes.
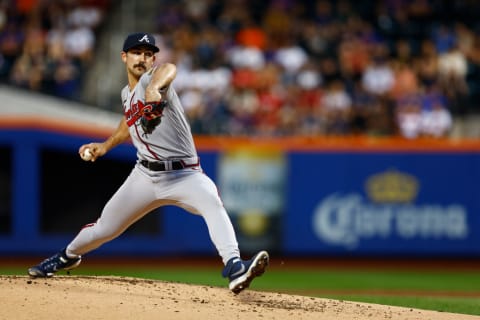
[1,117,479,257]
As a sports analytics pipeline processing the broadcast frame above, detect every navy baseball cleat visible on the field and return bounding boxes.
[28,248,81,278]
[222,251,269,294]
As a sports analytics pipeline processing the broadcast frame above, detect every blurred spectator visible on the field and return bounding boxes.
[254,63,285,136]
[389,60,418,100]
[51,57,80,99]
[454,22,475,59]
[63,23,95,65]
[321,79,352,135]
[432,24,457,54]
[395,94,423,139]
[66,2,103,30]
[420,86,452,137]
[394,39,414,64]
[273,35,309,78]
[350,81,392,136]
[414,39,439,89]
[226,87,260,135]
[361,44,395,97]
[236,18,266,50]
[10,53,43,90]
[437,43,469,115]
[338,32,370,80]
[0,3,6,31]
[0,21,24,81]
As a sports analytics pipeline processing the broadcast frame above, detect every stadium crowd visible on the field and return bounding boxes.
[2,0,480,138]
[0,0,108,99]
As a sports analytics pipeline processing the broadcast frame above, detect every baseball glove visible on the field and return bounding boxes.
[140,100,168,134]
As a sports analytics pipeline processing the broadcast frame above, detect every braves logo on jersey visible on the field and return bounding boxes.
[125,98,168,137]
[125,100,165,126]
[125,99,146,126]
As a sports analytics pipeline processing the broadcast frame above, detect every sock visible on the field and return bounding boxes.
[65,248,80,259]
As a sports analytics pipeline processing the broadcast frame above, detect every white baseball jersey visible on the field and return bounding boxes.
[121,69,197,161]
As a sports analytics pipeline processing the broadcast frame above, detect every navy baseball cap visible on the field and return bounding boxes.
[122,32,159,53]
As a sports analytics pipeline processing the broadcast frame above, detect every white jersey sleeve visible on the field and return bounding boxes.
[122,69,198,161]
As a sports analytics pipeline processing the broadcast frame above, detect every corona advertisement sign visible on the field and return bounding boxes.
[285,152,479,256]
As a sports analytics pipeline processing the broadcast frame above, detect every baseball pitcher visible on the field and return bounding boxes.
[28,32,269,294]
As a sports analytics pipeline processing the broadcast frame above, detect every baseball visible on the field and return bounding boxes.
[81,148,93,161]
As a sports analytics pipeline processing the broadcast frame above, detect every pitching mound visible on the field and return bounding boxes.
[0,275,476,320]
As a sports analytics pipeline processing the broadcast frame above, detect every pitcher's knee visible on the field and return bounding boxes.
[202,189,224,206]
[92,222,124,243]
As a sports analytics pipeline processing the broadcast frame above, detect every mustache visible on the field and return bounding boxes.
[134,63,146,69]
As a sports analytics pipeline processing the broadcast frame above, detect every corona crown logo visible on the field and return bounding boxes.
[365,169,419,203]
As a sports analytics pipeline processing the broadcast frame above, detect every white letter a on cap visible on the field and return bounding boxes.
[139,35,150,43]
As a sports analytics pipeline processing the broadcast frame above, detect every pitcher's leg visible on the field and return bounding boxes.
[172,171,269,294]
[67,168,157,256]
[174,172,240,264]
[202,200,240,265]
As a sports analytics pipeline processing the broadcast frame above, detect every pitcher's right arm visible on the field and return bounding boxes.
[78,118,130,162]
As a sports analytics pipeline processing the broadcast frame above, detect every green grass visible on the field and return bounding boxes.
[319,295,480,316]
[3,265,480,316]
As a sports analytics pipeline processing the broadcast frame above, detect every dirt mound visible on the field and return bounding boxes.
[0,275,476,320]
